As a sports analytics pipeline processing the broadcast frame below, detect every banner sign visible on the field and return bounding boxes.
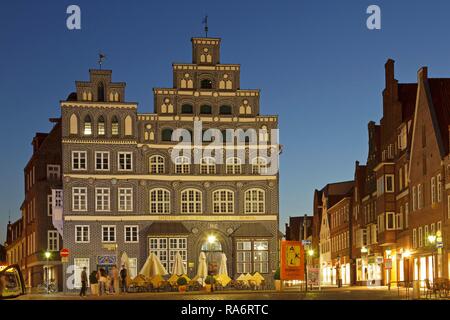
[280,241,305,280]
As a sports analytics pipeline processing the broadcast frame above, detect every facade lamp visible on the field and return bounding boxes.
[361,247,368,254]
[308,249,314,257]
[385,249,392,258]
[428,234,437,244]
[44,251,51,259]
[207,234,217,244]
[402,250,411,258]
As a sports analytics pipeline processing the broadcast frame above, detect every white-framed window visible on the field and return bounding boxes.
[404,163,409,187]
[418,227,423,247]
[181,189,202,213]
[252,157,267,174]
[385,175,395,193]
[431,177,436,205]
[118,188,133,212]
[149,188,170,214]
[245,188,265,214]
[424,225,429,245]
[213,189,234,213]
[399,168,403,191]
[47,165,60,180]
[54,189,63,208]
[395,211,403,230]
[149,237,187,271]
[253,240,269,273]
[102,225,116,243]
[418,184,423,209]
[95,188,110,212]
[95,151,110,171]
[412,228,417,248]
[437,174,442,202]
[72,151,87,170]
[200,157,216,174]
[75,225,90,243]
[405,203,409,228]
[72,187,87,211]
[437,221,442,232]
[47,194,53,216]
[386,212,396,230]
[124,225,139,243]
[74,258,90,289]
[236,240,252,274]
[175,156,190,174]
[226,157,242,174]
[430,223,435,236]
[377,176,385,196]
[47,230,59,251]
[236,240,269,274]
[149,155,165,174]
[412,186,417,211]
[118,152,133,171]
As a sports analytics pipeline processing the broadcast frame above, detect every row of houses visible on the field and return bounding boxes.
[308,60,450,286]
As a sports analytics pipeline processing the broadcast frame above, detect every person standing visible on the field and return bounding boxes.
[120,265,127,293]
[79,267,87,297]
[112,265,119,294]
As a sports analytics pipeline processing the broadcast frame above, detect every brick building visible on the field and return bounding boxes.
[285,215,313,242]
[59,36,280,291]
[5,120,63,290]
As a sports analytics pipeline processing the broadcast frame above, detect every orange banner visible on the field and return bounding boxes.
[280,241,305,280]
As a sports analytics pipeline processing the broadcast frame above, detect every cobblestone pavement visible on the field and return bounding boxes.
[12,286,445,300]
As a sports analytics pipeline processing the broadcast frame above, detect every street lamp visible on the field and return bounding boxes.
[428,234,437,282]
[44,251,51,294]
[385,249,392,289]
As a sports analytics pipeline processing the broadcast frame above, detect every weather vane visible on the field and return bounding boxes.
[98,52,106,69]
[202,15,208,37]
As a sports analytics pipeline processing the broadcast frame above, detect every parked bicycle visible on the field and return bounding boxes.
[36,279,57,294]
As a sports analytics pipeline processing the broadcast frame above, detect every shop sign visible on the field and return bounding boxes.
[97,255,117,265]
[280,241,305,280]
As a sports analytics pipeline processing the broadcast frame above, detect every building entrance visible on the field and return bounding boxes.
[201,235,223,276]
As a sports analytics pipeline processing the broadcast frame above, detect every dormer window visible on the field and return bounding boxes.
[83,115,92,136]
[200,79,213,89]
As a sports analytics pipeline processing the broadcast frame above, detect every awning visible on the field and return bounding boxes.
[145,222,190,235]
[232,223,273,237]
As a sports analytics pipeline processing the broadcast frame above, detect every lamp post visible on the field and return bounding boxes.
[307,249,314,291]
[427,234,437,283]
[44,251,51,294]
[336,255,341,288]
[385,249,392,290]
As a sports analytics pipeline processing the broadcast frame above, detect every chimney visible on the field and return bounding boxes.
[385,59,398,98]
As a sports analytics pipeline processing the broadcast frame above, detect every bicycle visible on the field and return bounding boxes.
[36,280,58,294]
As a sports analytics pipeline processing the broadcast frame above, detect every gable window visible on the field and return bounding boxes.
[47,165,60,180]
[102,225,116,243]
[418,227,423,247]
[200,157,216,174]
[47,194,53,216]
[149,188,170,214]
[118,188,133,212]
[200,79,213,89]
[213,190,234,214]
[98,116,105,136]
[226,157,242,174]
[124,226,139,243]
[181,189,202,214]
[149,155,165,174]
[118,152,133,171]
[417,184,423,210]
[95,151,110,171]
[412,229,417,248]
[412,186,417,211]
[437,174,442,202]
[175,156,190,174]
[75,225,89,243]
[47,230,59,251]
[111,116,119,136]
[245,188,265,214]
[83,115,92,135]
[219,105,232,115]
[181,104,193,114]
[72,151,87,171]
[161,128,173,142]
[385,175,394,193]
[200,105,212,114]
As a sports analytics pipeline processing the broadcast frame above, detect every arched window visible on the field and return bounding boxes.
[200,105,212,114]
[245,188,265,214]
[252,157,267,174]
[181,104,193,114]
[175,156,190,174]
[149,155,165,174]
[149,188,170,214]
[200,79,213,89]
[161,128,173,142]
[181,189,202,214]
[219,105,232,115]
[111,116,119,136]
[97,116,105,136]
[83,115,92,135]
[201,238,222,251]
[226,157,242,174]
[69,114,78,135]
[124,115,133,136]
[200,157,216,174]
[97,82,105,102]
[213,189,234,214]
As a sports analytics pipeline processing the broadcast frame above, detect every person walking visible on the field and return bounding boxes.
[112,265,119,294]
[120,265,127,294]
[79,267,87,297]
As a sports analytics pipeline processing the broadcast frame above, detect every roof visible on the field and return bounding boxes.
[232,223,273,237]
[145,222,190,235]
[398,83,418,121]
[427,78,450,156]
[322,181,354,196]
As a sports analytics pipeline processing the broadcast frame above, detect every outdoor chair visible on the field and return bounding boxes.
[424,279,436,299]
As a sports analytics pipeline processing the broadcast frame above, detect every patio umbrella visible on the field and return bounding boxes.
[218,253,228,276]
[120,252,130,270]
[139,253,168,277]
[196,252,208,285]
[172,252,186,275]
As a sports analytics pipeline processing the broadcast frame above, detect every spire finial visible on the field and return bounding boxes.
[202,15,208,37]
[98,52,106,69]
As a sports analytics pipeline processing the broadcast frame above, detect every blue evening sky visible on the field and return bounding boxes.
[1,0,450,241]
